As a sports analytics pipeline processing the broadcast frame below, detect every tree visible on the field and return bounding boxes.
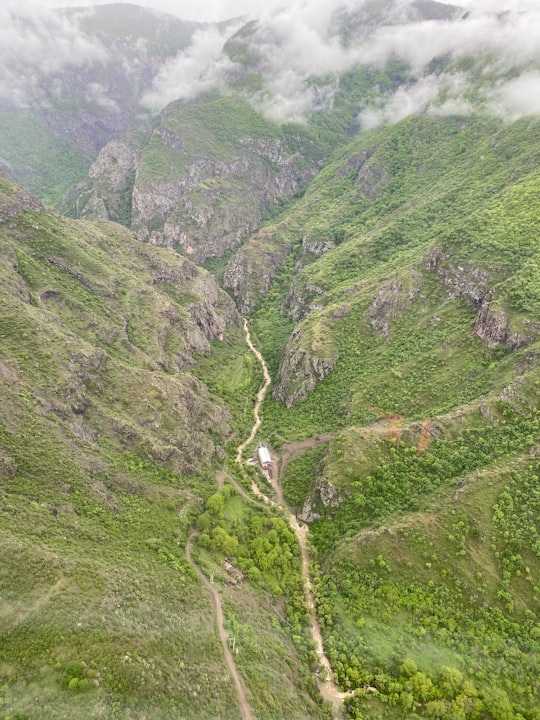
[206,492,224,518]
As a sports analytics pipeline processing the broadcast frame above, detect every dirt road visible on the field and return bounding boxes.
[190,318,345,720]
[239,321,345,720]
[235,319,271,466]
[185,531,253,720]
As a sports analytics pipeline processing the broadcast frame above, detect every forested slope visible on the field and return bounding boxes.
[242,113,540,718]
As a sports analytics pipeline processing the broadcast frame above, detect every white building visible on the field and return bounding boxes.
[257,445,272,469]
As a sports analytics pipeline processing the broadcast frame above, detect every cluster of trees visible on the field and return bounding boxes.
[343,658,539,720]
[196,485,308,627]
[309,453,540,718]
[311,408,539,553]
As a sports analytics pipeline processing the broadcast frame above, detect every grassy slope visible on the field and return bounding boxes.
[0,112,92,206]
[246,115,540,718]
[0,177,321,719]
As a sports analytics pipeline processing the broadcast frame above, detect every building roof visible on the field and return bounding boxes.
[257,445,272,466]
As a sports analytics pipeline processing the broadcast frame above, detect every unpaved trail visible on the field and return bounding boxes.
[185,531,253,720]
[238,320,345,720]
[235,319,271,466]
[8,572,66,626]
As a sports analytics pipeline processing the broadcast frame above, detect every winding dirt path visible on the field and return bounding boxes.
[185,531,253,720]
[190,318,344,719]
[235,319,272,466]
[279,433,337,480]
[237,320,345,720]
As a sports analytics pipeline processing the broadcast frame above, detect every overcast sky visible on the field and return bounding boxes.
[12,0,266,21]
[4,0,540,124]
[19,0,540,23]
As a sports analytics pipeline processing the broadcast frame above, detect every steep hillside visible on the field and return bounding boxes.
[3,2,540,718]
[0,4,206,203]
[238,113,540,718]
[63,94,325,263]
[0,174,329,720]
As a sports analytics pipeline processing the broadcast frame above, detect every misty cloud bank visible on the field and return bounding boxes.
[3,0,540,128]
[141,23,242,109]
[141,0,540,125]
[0,4,109,108]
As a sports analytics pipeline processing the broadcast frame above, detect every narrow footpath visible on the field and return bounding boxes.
[186,530,253,720]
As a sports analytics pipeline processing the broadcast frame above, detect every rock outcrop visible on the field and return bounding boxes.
[474,302,536,350]
[223,227,290,314]
[368,276,421,338]
[68,100,319,264]
[284,279,326,322]
[0,177,44,221]
[424,248,489,304]
[298,477,346,523]
[425,248,539,349]
[1,175,241,478]
[69,139,139,223]
[273,327,338,408]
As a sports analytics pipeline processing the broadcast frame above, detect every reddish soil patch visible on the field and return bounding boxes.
[418,419,432,453]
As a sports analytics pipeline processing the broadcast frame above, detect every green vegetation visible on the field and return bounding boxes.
[192,325,263,443]
[243,113,540,717]
[316,455,540,719]
[0,112,91,205]
[0,180,320,718]
[191,483,329,719]
[3,41,540,719]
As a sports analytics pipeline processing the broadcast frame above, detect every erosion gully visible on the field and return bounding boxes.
[187,319,346,720]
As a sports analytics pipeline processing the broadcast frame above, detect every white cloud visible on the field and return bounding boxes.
[488,72,540,118]
[0,3,108,106]
[141,24,241,110]
[5,0,540,124]
[85,82,119,112]
[359,73,473,128]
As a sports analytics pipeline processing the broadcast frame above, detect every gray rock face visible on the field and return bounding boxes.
[369,278,420,338]
[425,248,489,304]
[139,138,308,263]
[426,247,539,349]
[223,228,290,314]
[284,279,326,322]
[0,451,16,479]
[335,146,389,199]
[70,123,316,265]
[146,250,240,365]
[65,138,139,223]
[273,327,338,408]
[298,477,345,523]
[474,303,537,350]
[0,180,44,222]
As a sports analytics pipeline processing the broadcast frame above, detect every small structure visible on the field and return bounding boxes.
[257,445,272,470]
[224,559,245,585]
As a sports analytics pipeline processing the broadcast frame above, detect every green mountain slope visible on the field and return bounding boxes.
[0,174,327,719]
[63,94,328,264]
[237,114,540,718]
[2,3,540,715]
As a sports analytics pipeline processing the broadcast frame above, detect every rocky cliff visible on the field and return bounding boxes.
[425,248,539,349]
[273,326,338,408]
[0,174,241,475]
[66,96,318,264]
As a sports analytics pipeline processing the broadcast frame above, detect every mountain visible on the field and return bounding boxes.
[0,4,209,204]
[2,2,540,719]
[0,172,326,720]
[61,94,329,263]
[247,113,540,718]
